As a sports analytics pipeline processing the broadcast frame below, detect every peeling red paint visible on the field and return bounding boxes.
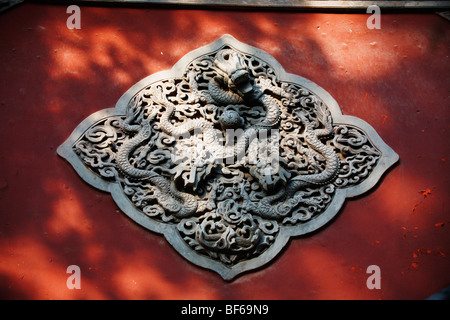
[421,189,432,198]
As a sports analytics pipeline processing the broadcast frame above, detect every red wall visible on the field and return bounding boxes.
[0,3,449,299]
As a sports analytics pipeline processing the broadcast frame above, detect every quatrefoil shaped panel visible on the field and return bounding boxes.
[58,35,398,280]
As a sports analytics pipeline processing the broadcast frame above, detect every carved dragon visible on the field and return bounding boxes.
[63,36,398,278]
[115,48,339,221]
[115,103,198,218]
[249,103,340,219]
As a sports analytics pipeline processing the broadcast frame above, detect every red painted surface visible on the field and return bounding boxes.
[0,4,449,299]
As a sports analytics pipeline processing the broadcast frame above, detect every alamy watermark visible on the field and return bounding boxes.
[170,128,281,176]
[66,4,381,31]
[65,263,381,290]
[62,3,383,291]
[366,265,381,289]
[66,5,81,30]
[366,5,381,30]
[66,265,81,289]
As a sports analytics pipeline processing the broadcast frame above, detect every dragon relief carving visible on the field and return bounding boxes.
[59,35,398,279]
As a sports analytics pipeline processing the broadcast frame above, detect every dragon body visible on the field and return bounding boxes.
[115,48,339,220]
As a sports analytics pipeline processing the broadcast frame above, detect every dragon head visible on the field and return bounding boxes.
[214,49,253,94]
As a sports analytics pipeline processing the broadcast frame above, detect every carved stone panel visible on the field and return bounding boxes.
[57,35,399,280]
